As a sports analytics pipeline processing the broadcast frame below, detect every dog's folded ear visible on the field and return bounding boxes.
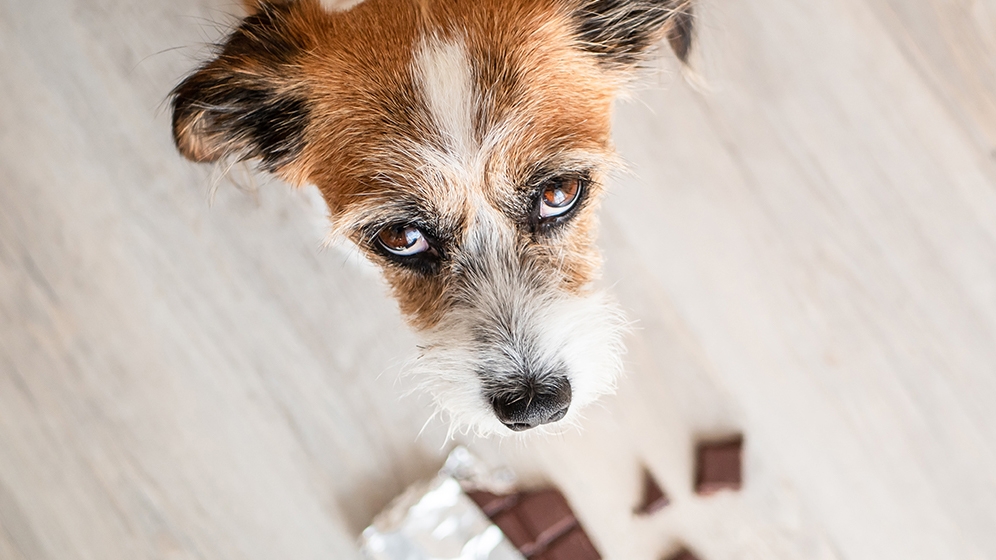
[573,0,694,68]
[171,2,311,174]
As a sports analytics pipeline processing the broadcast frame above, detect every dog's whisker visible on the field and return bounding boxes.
[416,410,438,441]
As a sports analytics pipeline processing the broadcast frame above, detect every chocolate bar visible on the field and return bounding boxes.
[469,488,601,559]
[694,435,744,495]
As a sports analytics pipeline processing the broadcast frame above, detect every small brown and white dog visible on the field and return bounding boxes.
[171,0,693,435]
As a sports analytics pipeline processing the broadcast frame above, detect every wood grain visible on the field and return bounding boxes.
[1,0,994,559]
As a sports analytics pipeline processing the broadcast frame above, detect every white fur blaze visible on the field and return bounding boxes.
[412,35,480,164]
[319,0,366,12]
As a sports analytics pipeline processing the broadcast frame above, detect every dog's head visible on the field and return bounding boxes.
[171,0,693,435]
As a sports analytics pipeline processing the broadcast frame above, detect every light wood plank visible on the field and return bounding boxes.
[1,0,995,559]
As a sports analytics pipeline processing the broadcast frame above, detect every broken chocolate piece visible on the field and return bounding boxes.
[635,467,670,515]
[663,548,702,560]
[695,435,744,495]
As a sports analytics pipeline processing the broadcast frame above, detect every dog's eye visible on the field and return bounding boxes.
[538,176,582,220]
[377,225,430,256]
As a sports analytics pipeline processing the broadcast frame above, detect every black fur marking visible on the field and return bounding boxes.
[574,0,694,66]
[173,75,308,172]
[170,2,309,171]
[223,3,301,66]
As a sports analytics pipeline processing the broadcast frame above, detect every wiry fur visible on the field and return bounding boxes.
[172,3,311,171]
[575,0,694,67]
[410,290,628,437]
[171,0,693,436]
[404,177,628,436]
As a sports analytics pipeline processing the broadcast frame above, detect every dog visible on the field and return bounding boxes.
[171,0,693,435]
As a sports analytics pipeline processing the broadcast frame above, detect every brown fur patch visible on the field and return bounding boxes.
[298,0,618,327]
[173,0,688,329]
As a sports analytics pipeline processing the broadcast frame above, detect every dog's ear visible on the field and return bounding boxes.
[171,2,311,174]
[574,0,694,68]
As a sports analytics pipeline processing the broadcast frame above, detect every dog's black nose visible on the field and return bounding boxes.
[491,379,572,432]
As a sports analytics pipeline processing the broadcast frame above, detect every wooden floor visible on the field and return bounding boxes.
[2,0,995,559]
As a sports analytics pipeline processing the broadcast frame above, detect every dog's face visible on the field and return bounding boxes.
[172,0,692,435]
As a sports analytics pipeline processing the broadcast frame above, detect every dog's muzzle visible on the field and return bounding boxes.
[488,376,572,432]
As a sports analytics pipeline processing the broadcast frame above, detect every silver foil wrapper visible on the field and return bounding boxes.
[439,447,517,495]
[360,448,525,560]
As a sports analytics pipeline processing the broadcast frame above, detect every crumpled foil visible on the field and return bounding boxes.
[439,447,517,495]
[359,449,525,560]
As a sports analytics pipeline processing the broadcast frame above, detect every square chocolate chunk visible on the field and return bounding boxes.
[695,435,744,495]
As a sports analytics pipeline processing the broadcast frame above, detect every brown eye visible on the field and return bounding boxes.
[377,225,430,256]
[539,177,581,219]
